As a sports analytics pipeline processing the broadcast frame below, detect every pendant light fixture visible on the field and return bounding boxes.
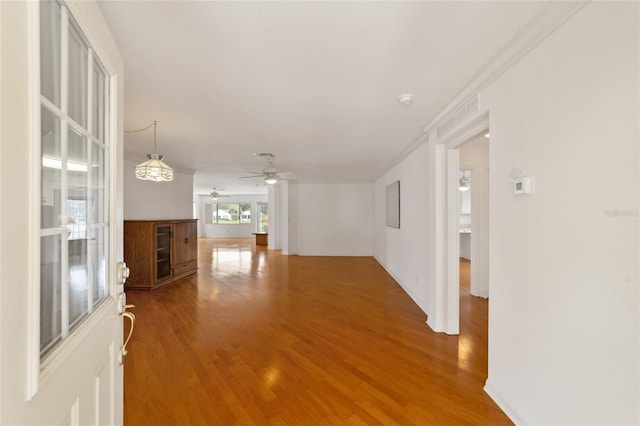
[459,170,471,191]
[127,121,174,182]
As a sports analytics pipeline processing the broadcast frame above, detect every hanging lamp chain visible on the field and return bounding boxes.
[125,120,159,154]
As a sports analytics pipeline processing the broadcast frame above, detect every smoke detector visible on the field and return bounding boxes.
[398,94,414,105]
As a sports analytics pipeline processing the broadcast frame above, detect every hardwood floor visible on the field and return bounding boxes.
[123,239,511,425]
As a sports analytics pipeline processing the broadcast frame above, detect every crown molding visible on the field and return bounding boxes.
[380,1,588,177]
[421,1,588,136]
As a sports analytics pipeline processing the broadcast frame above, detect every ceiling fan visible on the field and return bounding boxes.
[210,188,230,200]
[239,153,281,185]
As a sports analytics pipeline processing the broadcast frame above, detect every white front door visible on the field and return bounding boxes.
[1,1,126,424]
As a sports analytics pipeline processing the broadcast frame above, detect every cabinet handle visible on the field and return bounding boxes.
[184,237,189,244]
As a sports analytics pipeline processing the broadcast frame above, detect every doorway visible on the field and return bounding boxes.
[458,168,472,302]
[459,137,490,300]
[456,138,490,364]
[433,113,489,335]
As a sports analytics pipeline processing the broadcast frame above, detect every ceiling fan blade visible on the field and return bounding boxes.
[239,175,263,179]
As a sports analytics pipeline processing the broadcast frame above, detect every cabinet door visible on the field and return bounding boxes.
[124,221,154,288]
[155,224,173,282]
[186,221,198,261]
[173,221,197,265]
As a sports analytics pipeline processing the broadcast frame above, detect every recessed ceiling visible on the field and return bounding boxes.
[97,1,571,195]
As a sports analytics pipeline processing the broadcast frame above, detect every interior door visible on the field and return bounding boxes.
[0,1,127,424]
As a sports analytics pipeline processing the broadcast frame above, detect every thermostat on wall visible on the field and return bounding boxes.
[514,176,534,195]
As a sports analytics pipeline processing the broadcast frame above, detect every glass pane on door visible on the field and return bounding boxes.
[90,226,108,305]
[89,142,109,307]
[90,145,106,224]
[68,22,87,127]
[40,0,61,107]
[68,237,88,326]
[40,234,62,354]
[41,107,61,227]
[91,60,106,140]
[40,1,110,361]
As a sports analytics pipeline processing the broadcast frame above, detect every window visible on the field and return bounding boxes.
[257,202,269,233]
[207,203,252,224]
[40,0,110,360]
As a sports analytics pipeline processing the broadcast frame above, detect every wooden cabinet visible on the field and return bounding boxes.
[124,219,198,290]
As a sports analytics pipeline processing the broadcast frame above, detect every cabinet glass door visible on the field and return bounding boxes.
[155,225,172,280]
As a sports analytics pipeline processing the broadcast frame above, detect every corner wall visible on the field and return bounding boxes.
[294,182,374,256]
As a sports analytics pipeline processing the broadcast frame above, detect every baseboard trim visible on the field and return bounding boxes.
[426,316,443,333]
[484,379,528,426]
[373,255,430,317]
[373,255,448,334]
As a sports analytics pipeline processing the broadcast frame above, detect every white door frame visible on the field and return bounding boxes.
[434,111,489,335]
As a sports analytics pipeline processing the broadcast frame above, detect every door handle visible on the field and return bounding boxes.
[119,307,136,365]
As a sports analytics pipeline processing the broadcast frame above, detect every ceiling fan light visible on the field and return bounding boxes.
[135,154,174,182]
[265,177,277,185]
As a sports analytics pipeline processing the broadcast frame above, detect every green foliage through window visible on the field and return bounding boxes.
[210,203,251,224]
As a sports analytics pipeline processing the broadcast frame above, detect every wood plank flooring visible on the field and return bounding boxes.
[123,239,511,425]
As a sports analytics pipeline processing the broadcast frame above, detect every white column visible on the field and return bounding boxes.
[267,184,282,250]
[282,181,297,255]
[444,148,460,335]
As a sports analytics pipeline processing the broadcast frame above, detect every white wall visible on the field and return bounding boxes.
[294,182,374,256]
[197,193,267,238]
[374,142,429,314]
[480,3,639,424]
[123,158,194,220]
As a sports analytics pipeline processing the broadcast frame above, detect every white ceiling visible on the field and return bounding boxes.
[97,1,567,196]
